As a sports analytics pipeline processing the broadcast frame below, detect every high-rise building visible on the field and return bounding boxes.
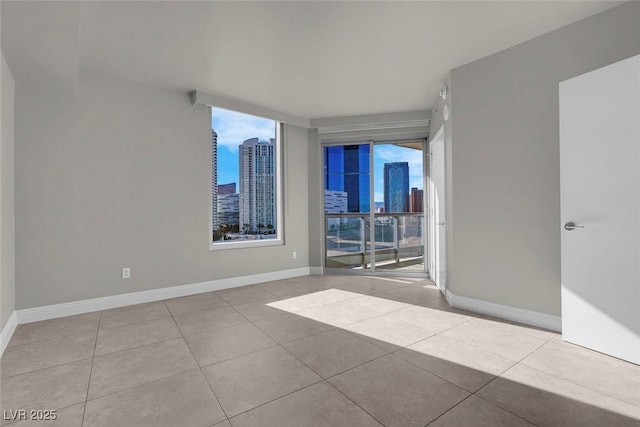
[324,145,370,213]
[410,187,424,212]
[217,183,239,226]
[218,182,236,195]
[217,193,240,225]
[324,190,348,230]
[239,138,276,232]
[324,190,348,213]
[211,129,218,230]
[384,162,409,213]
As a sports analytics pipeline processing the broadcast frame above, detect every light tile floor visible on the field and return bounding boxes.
[1,275,639,427]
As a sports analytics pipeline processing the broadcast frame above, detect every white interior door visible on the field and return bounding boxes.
[560,54,640,364]
[429,128,446,293]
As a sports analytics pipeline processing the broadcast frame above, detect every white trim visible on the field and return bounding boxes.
[445,289,455,306]
[311,110,430,133]
[446,290,561,332]
[309,266,323,275]
[317,120,429,134]
[0,311,18,357]
[15,267,312,325]
[209,238,284,251]
[192,91,310,129]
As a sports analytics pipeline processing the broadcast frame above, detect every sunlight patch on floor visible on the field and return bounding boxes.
[266,288,640,420]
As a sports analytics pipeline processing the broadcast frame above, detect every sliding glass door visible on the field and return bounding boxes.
[323,140,426,274]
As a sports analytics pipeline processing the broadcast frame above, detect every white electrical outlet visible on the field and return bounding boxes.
[122,267,131,279]
[292,251,297,260]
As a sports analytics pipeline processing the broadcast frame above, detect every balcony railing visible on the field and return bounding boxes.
[325,212,424,270]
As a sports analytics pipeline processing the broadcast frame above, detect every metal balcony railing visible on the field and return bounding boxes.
[325,212,424,270]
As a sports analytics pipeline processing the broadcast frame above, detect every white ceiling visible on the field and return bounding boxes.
[1,1,622,119]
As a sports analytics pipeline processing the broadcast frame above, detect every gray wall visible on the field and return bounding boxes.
[1,51,15,329]
[442,2,640,316]
[14,70,309,309]
[307,128,323,268]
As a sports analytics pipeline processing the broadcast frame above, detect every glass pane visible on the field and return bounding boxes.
[324,144,370,269]
[325,217,366,269]
[211,107,278,244]
[373,143,425,272]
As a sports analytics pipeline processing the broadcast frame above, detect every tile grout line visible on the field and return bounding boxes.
[435,326,548,364]
[467,339,557,427]
[323,380,386,427]
[392,335,541,427]
[97,313,175,332]
[387,348,480,393]
[251,316,338,346]
[162,300,232,425]
[169,299,283,370]
[224,379,326,422]
[513,359,640,410]
[234,299,391,424]
[79,367,201,405]
[80,310,102,426]
[216,286,281,306]
[3,330,97,353]
[381,316,490,384]
[256,298,468,427]
[0,356,95,381]
[474,377,541,425]
[4,313,103,351]
[212,300,330,421]
[518,342,640,409]
[423,394,476,427]
[321,350,396,383]
[196,342,281,370]
[235,304,332,379]
[243,291,478,396]
[469,394,541,427]
[102,313,182,331]
[86,335,187,360]
[241,299,396,382]
[301,305,547,426]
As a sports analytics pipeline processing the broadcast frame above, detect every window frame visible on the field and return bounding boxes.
[209,108,284,251]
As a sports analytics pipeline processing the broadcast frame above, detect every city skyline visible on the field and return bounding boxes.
[213,108,423,205]
[211,108,277,239]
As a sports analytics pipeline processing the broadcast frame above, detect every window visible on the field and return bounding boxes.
[210,107,283,249]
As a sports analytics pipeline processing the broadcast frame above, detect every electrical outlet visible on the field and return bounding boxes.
[122,267,131,279]
[292,251,297,260]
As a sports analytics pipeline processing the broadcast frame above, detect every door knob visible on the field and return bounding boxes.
[564,222,585,231]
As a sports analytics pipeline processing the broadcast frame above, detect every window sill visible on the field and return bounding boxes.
[209,238,284,251]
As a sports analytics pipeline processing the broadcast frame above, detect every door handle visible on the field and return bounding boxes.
[437,222,445,226]
[564,222,585,231]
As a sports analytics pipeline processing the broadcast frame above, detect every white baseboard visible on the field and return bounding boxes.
[446,289,562,332]
[309,266,323,275]
[16,267,313,325]
[1,311,18,357]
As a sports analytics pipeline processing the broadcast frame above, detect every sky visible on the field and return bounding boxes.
[211,108,423,203]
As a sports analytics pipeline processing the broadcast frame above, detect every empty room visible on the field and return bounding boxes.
[1,1,639,426]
